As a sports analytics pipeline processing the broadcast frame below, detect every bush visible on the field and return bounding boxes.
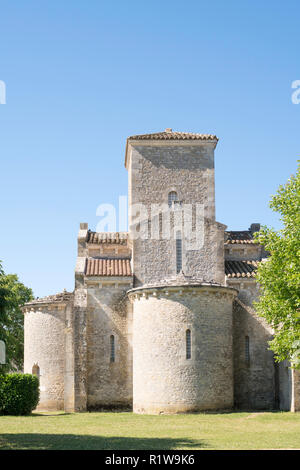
[0,373,39,415]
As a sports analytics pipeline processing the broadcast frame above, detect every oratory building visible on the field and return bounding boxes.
[23,129,300,413]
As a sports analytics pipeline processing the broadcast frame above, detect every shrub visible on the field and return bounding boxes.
[0,373,39,415]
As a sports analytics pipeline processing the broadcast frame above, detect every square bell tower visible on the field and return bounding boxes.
[125,129,225,287]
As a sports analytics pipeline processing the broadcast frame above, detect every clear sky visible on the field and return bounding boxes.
[0,0,299,297]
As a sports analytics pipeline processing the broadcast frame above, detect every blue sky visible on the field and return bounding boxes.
[0,0,299,297]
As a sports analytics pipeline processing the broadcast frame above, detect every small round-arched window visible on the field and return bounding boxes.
[168,191,178,208]
[32,363,40,379]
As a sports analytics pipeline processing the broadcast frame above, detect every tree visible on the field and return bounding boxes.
[0,261,33,372]
[254,162,300,368]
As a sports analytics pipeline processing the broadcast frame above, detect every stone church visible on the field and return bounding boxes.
[23,129,300,413]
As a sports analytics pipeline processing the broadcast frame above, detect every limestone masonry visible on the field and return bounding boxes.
[23,129,300,413]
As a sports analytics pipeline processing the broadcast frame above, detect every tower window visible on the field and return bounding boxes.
[168,191,178,208]
[110,335,115,363]
[186,329,191,359]
[245,336,250,364]
[176,231,182,273]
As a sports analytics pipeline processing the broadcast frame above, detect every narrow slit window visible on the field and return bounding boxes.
[148,218,151,239]
[110,335,115,363]
[168,191,178,208]
[186,329,191,359]
[245,336,250,364]
[159,212,163,237]
[176,231,182,273]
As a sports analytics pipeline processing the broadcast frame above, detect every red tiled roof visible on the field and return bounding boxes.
[87,231,128,245]
[225,260,258,278]
[225,231,256,244]
[127,130,218,141]
[85,258,132,277]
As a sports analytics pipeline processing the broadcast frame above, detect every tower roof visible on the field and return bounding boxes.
[127,129,218,141]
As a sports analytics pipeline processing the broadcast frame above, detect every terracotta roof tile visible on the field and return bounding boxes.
[225,231,256,244]
[127,130,218,141]
[85,258,132,277]
[87,231,128,245]
[225,260,258,278]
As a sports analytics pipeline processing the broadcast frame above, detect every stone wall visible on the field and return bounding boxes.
[292,369,300,412]
[24,300,69,410]
[278,360,292,411]
[129,284,237,414]
[231,282,276,410]
[225,245,262,261]
[64,300,76,412]
[73,273,88,411]
[86,279,133,408]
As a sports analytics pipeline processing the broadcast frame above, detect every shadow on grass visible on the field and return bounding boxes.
[31,412,73,417]
[193,409,283,415]
[0,434,206,450]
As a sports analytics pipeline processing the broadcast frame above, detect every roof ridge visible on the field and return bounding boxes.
[225,230,255,244]
[127,130,218,141]
[87,231,129,245]
[225,230,251,233]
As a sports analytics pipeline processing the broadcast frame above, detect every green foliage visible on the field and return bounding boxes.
[0,373,39,415]
[254,162,300,367]
[0,261,33,372]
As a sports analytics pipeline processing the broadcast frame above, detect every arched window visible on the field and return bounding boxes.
[176,231,182,273]
[32,363,40,380]
[186,329,191,359]
[245,336,250,364]
[168,191,178,208]
[110,335,115,363]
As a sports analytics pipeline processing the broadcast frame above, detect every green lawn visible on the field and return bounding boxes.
[0,411,300,450]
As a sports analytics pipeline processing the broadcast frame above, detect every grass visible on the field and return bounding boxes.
[0,411,300,450]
